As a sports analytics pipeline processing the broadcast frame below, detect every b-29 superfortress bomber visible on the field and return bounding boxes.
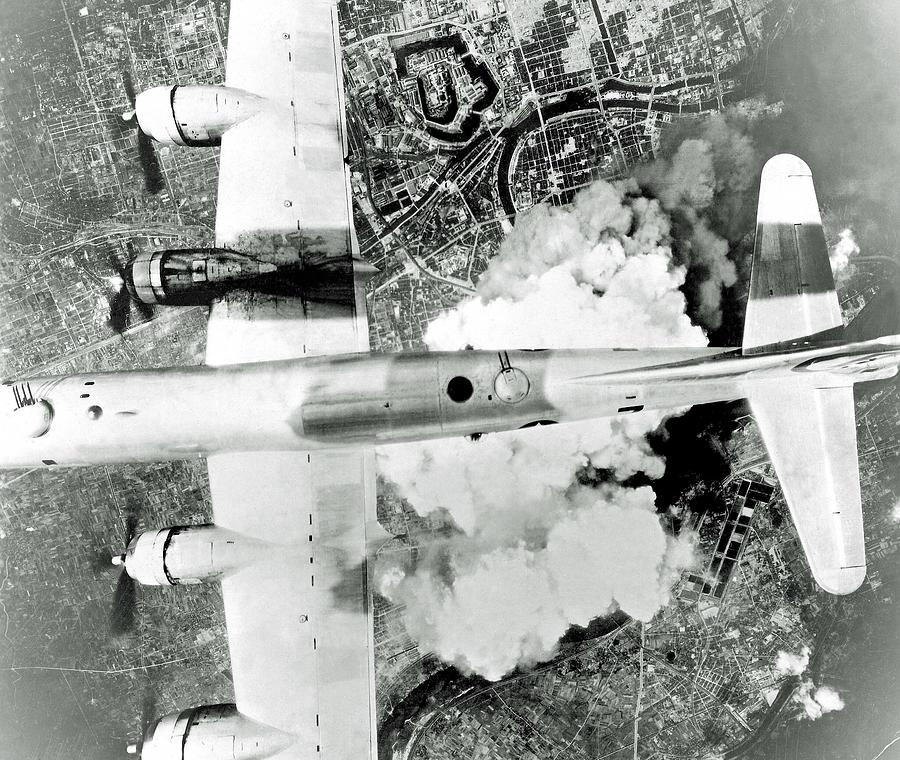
[2,0,899,758]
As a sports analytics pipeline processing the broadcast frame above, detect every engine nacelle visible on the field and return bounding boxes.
[124,248,279,306]
[120,525,269,586]
[134,85,264,147]
[138,704,295,760]
[124,247,379,306]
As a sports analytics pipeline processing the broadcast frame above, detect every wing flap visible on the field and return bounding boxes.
[743,154,844,353]
[750,382,866,594]
[209,450,379,760]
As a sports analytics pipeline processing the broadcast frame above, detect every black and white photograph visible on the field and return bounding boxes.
[0,0,898,758]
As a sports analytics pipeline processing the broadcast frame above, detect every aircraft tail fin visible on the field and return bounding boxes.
[750,383,866,594]
[742,154,844,355]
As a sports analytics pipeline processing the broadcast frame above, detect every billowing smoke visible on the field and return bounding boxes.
[891,499,900,523]
[772,647,845,720]
[425,180,706,349]
[378,484,695,680]
[830,228,860,273]
[375,107,780,681]
[794,682,846,721]
[379,418,666,538]
[774,646,811,677]
[633,111,765,331]
[376,177,709,680]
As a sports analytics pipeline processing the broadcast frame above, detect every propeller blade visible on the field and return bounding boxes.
[122,70,136,107]
[132,679,158,756]
[136,131,164,195]
[109,570,137,635]
[124,508,139,546]
[139,687,157,735]
[135,299,154,321]
[108,288,130,334]
[109,504,142,634]
[119,68,165,195]
[90,548,119,575]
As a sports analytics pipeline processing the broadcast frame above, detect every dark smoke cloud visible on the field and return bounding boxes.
[633,105,783,333]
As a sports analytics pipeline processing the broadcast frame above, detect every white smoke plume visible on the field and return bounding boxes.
[794,681,846,720]
[830,227,860,273]
[378,485,695,680]
[891,499,900,523]
[379,418,665,538]
[376,178,705,680]
[773,647,845,720]
[774,646,811,677]
[426,181,706,349]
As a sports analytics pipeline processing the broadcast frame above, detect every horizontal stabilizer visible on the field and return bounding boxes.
[743,155,844,354]
[751,383,865,594]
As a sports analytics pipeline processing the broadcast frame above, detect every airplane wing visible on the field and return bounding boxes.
[743,154,866,595]
[206,0,365,363]
[749,385,865,594]
[742,154,844,353]
[203,1,379,757]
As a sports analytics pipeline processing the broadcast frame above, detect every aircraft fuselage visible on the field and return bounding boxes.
[2,339,898,468]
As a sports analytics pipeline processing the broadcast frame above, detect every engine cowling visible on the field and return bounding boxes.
[123,247,379,306]
[118,525,269,586]
[136,704,295,760]
[134,85,264,147]
[124,248,278,305]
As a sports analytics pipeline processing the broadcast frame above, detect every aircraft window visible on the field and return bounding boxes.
[447,376,474,403]
[86,405,103,420]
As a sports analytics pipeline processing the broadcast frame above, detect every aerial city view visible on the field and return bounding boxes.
[0,0,899,758]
